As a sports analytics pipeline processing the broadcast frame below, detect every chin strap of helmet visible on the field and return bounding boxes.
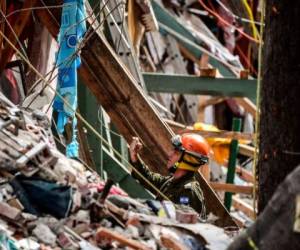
[175,151,208,172]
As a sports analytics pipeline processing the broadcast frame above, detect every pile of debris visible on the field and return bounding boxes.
[0,93,233,249]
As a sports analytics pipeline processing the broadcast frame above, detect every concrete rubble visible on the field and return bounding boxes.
[0,93,234,249]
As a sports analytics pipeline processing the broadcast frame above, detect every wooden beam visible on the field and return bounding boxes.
[0,0,37,72]
[195,173,236,227]
[231,214,245,228]
[165,119,254,140]
[199,97,226,110]
[37,1,237,228]
[239,144,256,158]
[96,227,151,250]
[210,182,253,195]
[160,234,189,250]
[234,165,254,183]
[235,97,257,119]
[232,196,255,219]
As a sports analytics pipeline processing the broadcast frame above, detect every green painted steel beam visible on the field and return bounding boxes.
[224,118,242,210]
[151,0,237,77]
[79,82,153,199]
[143,73,257,102]
[102,147,154,199]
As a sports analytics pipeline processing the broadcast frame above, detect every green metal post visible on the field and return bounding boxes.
[224,118,242,210]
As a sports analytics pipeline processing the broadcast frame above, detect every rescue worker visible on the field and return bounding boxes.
[129,133,210,217]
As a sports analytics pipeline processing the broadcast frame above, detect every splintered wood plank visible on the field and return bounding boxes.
[165,119,254,141]
[96,228,151,250]
[232,196,255,219]
[0,0,37,71]
[239,144,256,158]
[235,97,257,119]
[210,182,253,195]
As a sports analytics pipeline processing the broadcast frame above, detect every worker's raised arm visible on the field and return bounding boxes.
[129,137,169,192]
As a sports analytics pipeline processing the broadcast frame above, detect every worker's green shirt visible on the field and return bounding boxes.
[131,160,206,217]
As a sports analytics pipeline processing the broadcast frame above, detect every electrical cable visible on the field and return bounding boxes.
[25,0,105,96]
[0,4,73,23]
[241,0,260,40]
[235,44,257,76]
[198,0,260,44]
[0,8,29,61]
[214,0,263,26]
[253,0,265,218]
[23,0,118,109]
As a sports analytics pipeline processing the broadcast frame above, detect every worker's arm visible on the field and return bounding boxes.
[129,137,169,192]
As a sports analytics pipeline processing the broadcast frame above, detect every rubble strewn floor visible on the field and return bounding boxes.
[0,93,234,249]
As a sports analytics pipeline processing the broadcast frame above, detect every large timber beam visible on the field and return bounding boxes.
[143,73,257,102]
[36,1,237,227]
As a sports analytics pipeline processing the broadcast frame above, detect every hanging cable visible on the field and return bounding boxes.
[235,44,257,76]
[23,0,118,109]
[0,9,29,61]
[0,4,73,23]
[198,0,260,44]
[241,0,260,40]
[214,0,263,26]
[253,0,265,218]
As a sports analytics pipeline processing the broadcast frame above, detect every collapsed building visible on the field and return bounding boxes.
[2,0,298,249]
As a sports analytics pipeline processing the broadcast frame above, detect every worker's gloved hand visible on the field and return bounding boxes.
[129,137,143,163]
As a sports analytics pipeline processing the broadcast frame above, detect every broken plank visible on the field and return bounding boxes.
[165,119,254,141]
[195,172,237,227]
[239,144,256,158]
[222,163,254,184]
[210,182,253,195]
[234,165,254,183]
[235,97,257,119]
[96,227,151,250]
[160,234,189,250]
[199,97,226,110]
[232,196,255,219]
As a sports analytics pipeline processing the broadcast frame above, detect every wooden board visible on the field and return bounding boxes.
[210,182,253,195]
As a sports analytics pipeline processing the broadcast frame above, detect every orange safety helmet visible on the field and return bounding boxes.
[171,133,210,166]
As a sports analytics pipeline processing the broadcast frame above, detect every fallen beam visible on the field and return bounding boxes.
[233,165,254,184]
[210,182,253,195]
[239,144,256,158]
[232,196,255,219]
[96,227,151,250]
[165,119,254,141]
